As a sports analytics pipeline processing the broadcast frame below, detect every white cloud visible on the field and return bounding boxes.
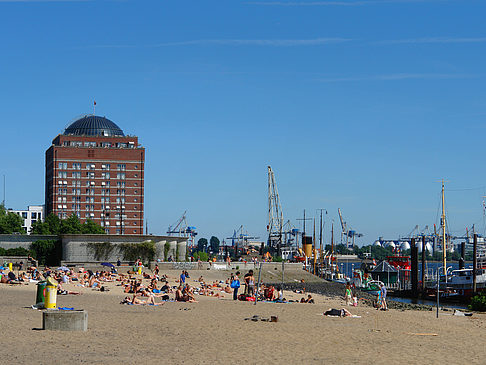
[374,37,486,45]
[246,0,451,6]
[0,0,91,2]
[317,73,476,82]
[86,38,352,49]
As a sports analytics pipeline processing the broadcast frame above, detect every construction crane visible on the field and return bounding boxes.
[167,211,197,247]
[226,225,260,257]
[338,208,363,249]
[267,166,284,249]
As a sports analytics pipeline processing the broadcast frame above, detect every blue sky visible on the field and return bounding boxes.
[1,0,486,245]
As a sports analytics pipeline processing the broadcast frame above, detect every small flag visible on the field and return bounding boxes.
[94,100,97,106]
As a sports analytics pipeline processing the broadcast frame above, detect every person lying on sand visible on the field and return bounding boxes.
[324,308,357,317]
[136,293,162,305]
[57,282,81,295]
[300,294,314,303]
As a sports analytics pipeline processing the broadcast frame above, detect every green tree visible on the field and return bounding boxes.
[0,204,25,234]
[209,236,220,253]
[81,219,105,234]
[31,213,104,235]
[30,240,57,265]
[197,238,208,252]
[60,214,84,234]
[31,213,61,235]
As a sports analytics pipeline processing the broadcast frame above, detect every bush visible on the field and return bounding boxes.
[193,251,208,262]
[5,247,32,256]
[120,241,155,262]
[30,240,57,265]
[469,292,486,311]
[87,242,116,261]
[164,242,170,260]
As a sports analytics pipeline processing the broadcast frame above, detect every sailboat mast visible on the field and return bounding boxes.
[441,180,447,275]
[331,222,334,273]
[313,218,316,275]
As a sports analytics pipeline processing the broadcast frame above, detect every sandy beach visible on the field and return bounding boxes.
[1,269,485,364]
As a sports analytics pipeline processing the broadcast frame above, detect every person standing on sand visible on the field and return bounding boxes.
[380,283,388,310]
[244,270,255,296]
[232,271,240,300]
[180,270,186,285]
[345,283,352,306]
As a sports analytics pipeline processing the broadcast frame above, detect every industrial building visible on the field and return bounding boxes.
[45,115,145,234]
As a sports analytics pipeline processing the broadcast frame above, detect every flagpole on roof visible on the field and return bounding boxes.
[93,99,96,115]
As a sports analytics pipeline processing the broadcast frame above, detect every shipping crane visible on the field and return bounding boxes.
[338,208,363,249]
[226,225,260,257]
[282,220,299,246]
[267,166,284,249]
[167,211,197,247]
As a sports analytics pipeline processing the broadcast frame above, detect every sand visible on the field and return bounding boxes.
[1,269,485,364]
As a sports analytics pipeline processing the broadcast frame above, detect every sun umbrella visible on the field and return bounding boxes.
[101,262,115,268]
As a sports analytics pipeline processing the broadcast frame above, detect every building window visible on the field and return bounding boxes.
[117,173,125,180]
[117,164,126,171]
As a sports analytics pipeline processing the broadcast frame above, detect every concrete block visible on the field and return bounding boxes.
[43,310,88,331]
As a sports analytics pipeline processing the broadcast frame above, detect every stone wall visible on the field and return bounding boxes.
[0,234,58,250]
[61,234,188,263]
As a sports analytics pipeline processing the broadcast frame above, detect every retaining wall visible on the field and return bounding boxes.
[0,235,58,250]
[61,234,188,263]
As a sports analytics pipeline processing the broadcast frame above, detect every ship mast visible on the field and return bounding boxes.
[441,180,447,278]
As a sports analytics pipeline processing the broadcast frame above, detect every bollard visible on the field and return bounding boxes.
[43,310,88,331]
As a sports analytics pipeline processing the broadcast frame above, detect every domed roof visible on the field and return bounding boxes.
[63,115,125,137]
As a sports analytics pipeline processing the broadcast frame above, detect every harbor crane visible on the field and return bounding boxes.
[167,211,197,247]
[282,220,299,246]
[267,166,284,250]
[338,208,363,249]
[226,225,260,257]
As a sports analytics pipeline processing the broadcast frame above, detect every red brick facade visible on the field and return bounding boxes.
[45,134,145,234]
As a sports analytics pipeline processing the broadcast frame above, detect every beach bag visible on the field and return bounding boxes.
[230,280,240,289]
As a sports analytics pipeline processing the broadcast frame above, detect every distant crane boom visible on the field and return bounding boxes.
[267,166,284,248]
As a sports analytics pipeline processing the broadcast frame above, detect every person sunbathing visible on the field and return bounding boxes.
[324,308,354,317]
[175,286,186,302]
[57,282,81,295]
[130,293,163,306]
[301,294,314,304]
[88,275,101,288]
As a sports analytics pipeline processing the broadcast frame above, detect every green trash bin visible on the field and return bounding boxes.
[36,281,47,307]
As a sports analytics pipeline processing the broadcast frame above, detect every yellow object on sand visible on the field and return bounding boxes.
[45,277,58,309]
[8,262,12,271]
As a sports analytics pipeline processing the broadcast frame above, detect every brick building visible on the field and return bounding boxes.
[45,115,145,234]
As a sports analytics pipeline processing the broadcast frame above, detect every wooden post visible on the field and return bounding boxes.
[473,234,477,294]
